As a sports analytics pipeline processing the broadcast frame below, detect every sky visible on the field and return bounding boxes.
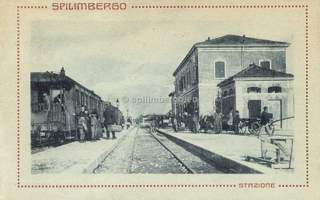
[27,9,304,117]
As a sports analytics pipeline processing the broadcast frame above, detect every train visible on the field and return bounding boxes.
[31,67,124,147]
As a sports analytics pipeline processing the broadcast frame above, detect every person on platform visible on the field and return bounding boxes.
[77,105,89,142]
[227,108,234,132]
[172,117,178,132]
[84,108,91,140]
[260,106,273,135]
[233,110,240,134]
[90,110,99,140]
[213,110,223,134]
[103,103,116,139]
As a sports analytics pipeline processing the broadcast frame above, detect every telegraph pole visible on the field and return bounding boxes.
[241,35,245,69]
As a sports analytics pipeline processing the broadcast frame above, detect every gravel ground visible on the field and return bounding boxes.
[130,129,187,174]
[94,128,137,174]
[31,130,128,174]
[96,128,222,174]
[152,132,223,173]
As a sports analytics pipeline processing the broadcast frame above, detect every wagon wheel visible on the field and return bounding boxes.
[265,123,275,136]
[249,122,261,136]
[238,121,247,135]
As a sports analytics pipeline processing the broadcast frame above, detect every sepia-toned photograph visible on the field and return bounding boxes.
[2,1,320,200]
[30,21,295,175]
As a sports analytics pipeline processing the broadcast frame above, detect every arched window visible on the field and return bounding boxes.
[215,61,226,78]
[247,87,261,93]
[268,86,282,93]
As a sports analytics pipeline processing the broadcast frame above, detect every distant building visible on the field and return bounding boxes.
[172,34,290,119]
[217,64,294,129]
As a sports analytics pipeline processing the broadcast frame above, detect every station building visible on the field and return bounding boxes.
[217,64,294,129]
[172,34,292,122]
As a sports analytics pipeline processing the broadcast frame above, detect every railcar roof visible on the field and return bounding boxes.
[31,72,101,99]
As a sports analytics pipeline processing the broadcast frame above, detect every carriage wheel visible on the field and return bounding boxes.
[265,124,275,136]
[238,122,247,135]
[249,122,261,136]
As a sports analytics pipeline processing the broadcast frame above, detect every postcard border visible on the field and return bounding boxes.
[16,4,309,189]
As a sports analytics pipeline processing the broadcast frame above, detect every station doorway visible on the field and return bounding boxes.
[248,100,261,119]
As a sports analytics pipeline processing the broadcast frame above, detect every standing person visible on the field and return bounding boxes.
[193,109,200,133]
[43,93,51,120]
[227,108,234,132]
[260,106,273,135]
[77,105,88,142]
[171,116,178,132]
[103,103,116,139]
[213,110,223,134]
[90,111,99,140]
[233,110,240,134]
[84,108,91,140]
[150,119,156,133]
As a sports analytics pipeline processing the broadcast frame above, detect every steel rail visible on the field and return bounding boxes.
[149,129,196,174]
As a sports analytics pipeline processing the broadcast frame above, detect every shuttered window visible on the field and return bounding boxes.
[215,61,226,78]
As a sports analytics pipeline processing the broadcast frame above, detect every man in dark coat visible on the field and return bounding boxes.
[103,103,116,139]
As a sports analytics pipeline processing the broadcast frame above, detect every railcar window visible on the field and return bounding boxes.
[76,90,80,106]
[81,93,84,105]
[38,90,50,103]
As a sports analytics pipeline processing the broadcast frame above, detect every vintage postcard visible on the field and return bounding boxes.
[0,0,320,199]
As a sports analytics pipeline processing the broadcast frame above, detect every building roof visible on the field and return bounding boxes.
[217,64,294,87]
[195,34,289,47]
[173,34,289,76]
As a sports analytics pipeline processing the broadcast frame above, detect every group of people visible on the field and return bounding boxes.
[76,105,102,142]
[172,106,273,135]
[172,111,199,133]
[76,103,125,142]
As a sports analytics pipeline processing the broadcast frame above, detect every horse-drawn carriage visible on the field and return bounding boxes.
[238,118,275,136]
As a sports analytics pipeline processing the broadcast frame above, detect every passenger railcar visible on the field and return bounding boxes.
[31,68,104,147]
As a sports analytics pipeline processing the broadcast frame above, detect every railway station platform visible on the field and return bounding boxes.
[32,127,135,174]
[157,128,294,174]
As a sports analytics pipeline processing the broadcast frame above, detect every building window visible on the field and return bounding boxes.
[187,70,191,88]
[247,87,261,93]
[215,61,226,78]
[223,90,228,97]
[229,89,234,95]
[192,66,197,85]
[179,79,182,91]
[268,86,282,93]
[259,60,271,69]
[179,76,186,91]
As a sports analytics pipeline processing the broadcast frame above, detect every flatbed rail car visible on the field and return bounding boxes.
[31,68,104,147]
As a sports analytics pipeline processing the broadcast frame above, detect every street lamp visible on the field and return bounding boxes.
[116,98,120,108]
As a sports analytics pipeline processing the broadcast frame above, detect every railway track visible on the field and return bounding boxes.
[94,127,222,174]
[92,127,138,173]
[148,130,195,174]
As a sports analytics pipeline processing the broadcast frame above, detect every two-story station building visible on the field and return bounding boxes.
[172,34,294,126]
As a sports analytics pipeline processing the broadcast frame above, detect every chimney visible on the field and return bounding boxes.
[207,37,211,41]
